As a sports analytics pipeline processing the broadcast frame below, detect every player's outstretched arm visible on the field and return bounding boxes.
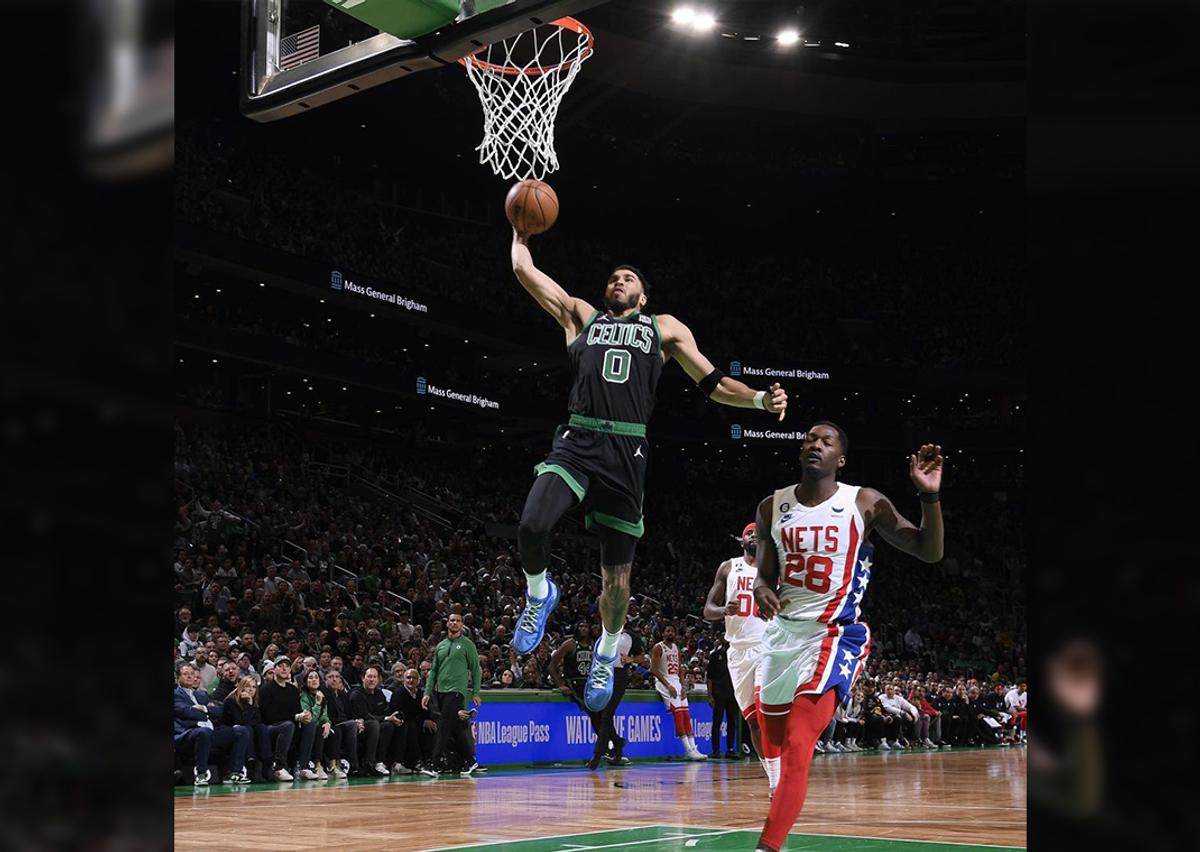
[858,444,945,563]
[702,560,736,621]
[656,314,788,421]
[751,497,785,619]
[511,229,593,334]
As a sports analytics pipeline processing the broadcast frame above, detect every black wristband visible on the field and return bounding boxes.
[697,368,725,396]
[919,491,940,503]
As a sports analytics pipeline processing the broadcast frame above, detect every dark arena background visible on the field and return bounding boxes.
[175,0,1025,849]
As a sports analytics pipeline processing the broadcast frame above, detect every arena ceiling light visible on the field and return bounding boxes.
[777,28,801,46]
[672,6,717,32]
[671,6,696,25]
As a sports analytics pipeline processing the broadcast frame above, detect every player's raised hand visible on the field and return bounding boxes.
[766,383,788,422]
[909,444,944,494]
[753,582,785,621]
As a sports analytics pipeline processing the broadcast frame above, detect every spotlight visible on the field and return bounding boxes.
[692,12,716,31]
[671,6,695,25]
[777,28,800,45]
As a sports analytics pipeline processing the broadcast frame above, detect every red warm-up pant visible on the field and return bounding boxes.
[671,706,693,737]
[755,690,839,852]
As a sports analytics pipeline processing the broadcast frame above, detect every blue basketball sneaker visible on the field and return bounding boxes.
[584,639,618,712]
[512,579,560,655]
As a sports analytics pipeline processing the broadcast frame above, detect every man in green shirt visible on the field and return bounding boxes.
[420,612,482,775]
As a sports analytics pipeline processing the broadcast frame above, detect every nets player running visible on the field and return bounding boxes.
[650,624,706,761]
[509,228,788,712]
[702,521,780,796]
[750,422,944,852]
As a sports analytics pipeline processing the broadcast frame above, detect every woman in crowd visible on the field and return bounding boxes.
[300,670,332,779]
[222,676,270,782]
[321,669,360,778]
[841,687,866,751]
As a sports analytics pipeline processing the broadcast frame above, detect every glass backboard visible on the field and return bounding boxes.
[242,0,609,121]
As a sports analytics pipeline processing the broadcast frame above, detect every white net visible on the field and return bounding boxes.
[461,18,593,181]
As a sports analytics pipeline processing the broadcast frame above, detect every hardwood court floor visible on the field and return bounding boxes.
[175,747,1026,851]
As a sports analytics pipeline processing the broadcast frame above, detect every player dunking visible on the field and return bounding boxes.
[702,521,780,796]
[509,227,788,712]
[751,422,944,852]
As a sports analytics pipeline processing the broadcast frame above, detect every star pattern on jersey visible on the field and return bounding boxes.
[844,555,873,608]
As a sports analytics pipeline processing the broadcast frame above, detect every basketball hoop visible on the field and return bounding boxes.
[459,17,594,181]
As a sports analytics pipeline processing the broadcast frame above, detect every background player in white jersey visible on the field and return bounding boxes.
[750,421,944,852]
[703,521,780,796]
[649,624,706,761]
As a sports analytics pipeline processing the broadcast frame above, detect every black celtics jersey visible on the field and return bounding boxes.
[567,311,664,425]
[568,641,592,684]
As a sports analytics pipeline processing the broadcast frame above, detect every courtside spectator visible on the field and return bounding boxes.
[222,677,271,782]
[174,662,250,785]
[910,685,941,748]
[983,682,1013,744]
[300,670,332,779]
[965,685,997,745]
[863,688,899,749]
[879,683,919,749]
[389,668,430,772]
[841,687,866,751]
[258,657,310,780]
[321,669,360,778]
[350,665,394,776]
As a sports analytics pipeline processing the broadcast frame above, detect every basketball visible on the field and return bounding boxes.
[505,179,559,235]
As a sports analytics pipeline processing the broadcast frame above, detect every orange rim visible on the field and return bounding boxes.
[457,17,594,77]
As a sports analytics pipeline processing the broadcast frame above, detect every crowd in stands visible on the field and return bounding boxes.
[173,408,1025,785]
[814,669,1027,754]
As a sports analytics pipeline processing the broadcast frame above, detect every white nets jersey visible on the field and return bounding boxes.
[724,556,767,649]
[770,481,875,625]
[656,642,682,690]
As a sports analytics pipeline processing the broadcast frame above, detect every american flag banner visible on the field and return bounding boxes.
[280,25,320,70]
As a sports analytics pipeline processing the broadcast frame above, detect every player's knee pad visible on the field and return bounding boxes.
[516,517,549,560]
[519,473,577,556]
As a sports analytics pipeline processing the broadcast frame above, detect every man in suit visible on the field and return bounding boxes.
[174,662,251,785]
[389,667,432,772]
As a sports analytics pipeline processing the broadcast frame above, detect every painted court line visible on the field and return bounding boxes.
[687,825,1026,850]
[420,825,670,852]
[545,829,739,850]
[423,822,1026,852]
